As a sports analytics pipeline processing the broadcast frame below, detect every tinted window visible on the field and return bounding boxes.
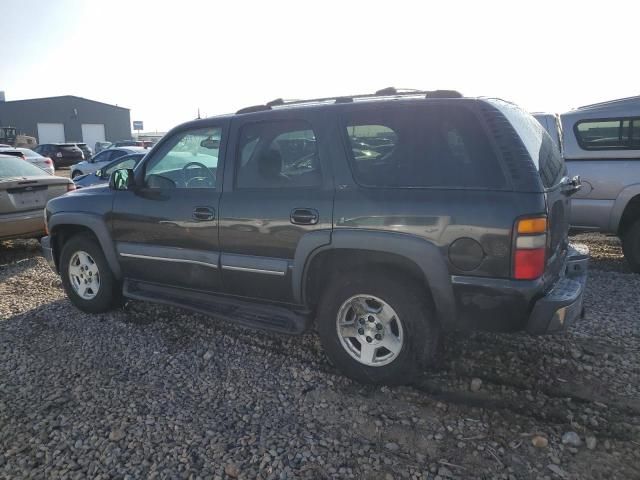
[236,120,321,189]
[344,106,506,189]
[575,118,640,150]
[489,99,564,188]
[144,127,221,189]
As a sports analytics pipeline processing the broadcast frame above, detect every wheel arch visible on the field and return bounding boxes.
[610,184,640,234]
[49,213,121,279]
[296,229,456,329]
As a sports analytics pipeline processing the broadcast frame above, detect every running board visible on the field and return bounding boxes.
[123,280,311,335]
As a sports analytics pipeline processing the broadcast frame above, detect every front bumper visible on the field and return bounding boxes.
[40,235,57,272]
[526,244,589,334]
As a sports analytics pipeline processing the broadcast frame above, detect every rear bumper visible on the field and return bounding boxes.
[55,157,82,167]
[526,243,589,334]
[451,243,589,333]
[40,235,57,272]
[0,209,45,240]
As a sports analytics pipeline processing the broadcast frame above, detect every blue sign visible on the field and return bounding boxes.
[133,121,144,130]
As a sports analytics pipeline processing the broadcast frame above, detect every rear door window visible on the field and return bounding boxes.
[235,120,322,189]
[343,105,506,189]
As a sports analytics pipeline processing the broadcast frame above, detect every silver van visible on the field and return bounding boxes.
[559,96,640,271]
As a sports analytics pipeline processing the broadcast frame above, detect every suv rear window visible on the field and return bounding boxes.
[343,105,506,189]
[488,99,565,189]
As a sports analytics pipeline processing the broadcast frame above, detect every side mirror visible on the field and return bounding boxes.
[109,168,135,191]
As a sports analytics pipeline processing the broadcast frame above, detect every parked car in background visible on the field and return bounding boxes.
[74,143,93,161]
[109,140,153,149]
[95,141,112,154]
[41,89,588,385]
[70,146,147,178]
[33,143,84,168]
[0,154,75,241]
[73,152,145,188]
[0,147,26,161]
[16,148,55,175]
[560,96,640,271]
[533,112,563,153]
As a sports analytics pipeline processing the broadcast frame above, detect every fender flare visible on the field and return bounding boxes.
[609,183,640,233]
[294,229,456,327]
[48,212,122,279]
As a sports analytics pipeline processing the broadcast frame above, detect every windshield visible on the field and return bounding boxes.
[0,155,50,178]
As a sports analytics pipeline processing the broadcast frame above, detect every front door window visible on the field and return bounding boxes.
[144,127,221,189]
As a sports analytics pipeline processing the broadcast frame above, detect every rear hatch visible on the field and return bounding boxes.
[0,177,69,214]
[485,100,572,280]
[0,156,70,214]
[58,144,84,160]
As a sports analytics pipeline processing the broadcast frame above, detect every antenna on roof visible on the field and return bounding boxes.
[197,107,201,120]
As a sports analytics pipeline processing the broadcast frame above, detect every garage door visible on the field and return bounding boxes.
[37,123,65,144]
[81,124,106,151]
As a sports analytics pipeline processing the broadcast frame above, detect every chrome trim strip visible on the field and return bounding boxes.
[221,265,286,276]
[119,253,218,269]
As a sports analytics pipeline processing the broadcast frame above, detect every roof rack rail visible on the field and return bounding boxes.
[425,89,463,99]
[236,88,464,114]
[266,98,285,107]
[236,104,271,114]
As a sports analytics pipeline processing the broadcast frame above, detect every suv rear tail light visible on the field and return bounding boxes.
[43,157,52,165]
[67,183,76,192]
[513,217,547,280]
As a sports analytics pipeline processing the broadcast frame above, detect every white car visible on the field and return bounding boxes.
[0,147,55,176]
[16,148,55,175]
[70,146,148,179]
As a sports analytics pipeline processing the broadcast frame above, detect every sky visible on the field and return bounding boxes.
[1,0,639,133]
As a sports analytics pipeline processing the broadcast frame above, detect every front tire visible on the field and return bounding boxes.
[622,219,640,273]
[60,233,122,313]
[316,271,441,385]
[71,170,81,179]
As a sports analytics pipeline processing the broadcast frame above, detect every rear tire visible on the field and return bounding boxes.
[622,219,640,273]
[60,233,122,313]
[71,170,81,179]
[316,271,441,385]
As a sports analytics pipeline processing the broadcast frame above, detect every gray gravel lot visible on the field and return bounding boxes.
[0,235,638,479]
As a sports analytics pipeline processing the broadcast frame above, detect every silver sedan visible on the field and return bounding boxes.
[0,154,74,241]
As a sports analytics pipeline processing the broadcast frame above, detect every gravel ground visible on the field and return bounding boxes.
[0,234,638,479]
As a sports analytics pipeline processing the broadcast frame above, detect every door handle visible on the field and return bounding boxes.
[193,206,215,221]
[290,208,319,225]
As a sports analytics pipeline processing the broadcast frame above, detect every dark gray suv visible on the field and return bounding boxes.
[41,89,589,385]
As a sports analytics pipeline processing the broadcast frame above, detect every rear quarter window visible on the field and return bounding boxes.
[343,105,507,189]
